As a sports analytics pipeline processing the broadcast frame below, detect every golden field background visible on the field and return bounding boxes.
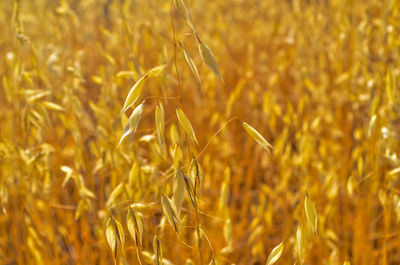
[1,0,400,264]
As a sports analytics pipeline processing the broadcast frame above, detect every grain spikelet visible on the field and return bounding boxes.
[127,208,144,246]
[139,134,155,142]
[368,114,377,138]
[27,236,44,265]
[169,123,180,146]
[223,218,232,245]
[175,0,196,33]
[155,103,167,156]
[141,251,153,263]
[75,199,89,220]
[120,65,166,114]
[106,218,118,258]
[176,108,198,145]
[41,101,64,112]
[198,39,224,84]
[305,195,318,235]
[61,166,73,187]
[172,144,183,170]
[183,173,196,208]
[106,182,125,207]
[209,257,216,265]
[173,169,185,214]
[242,122,272,152]
[153,235,163,265]
[389,167,400,176]
[266,241,284,265]
[295,224,305,260]
[146,64,167,77]
[189,159,204,194]
[119,103,144,146]
[161,195,181,232]
[114,219,125,250]
[120,75,147,114]
[79,186,96,199]
[180,43,201,83]
[116,71,135,79]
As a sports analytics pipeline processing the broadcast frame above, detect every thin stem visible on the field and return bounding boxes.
[170,2,183,105]
[196,116,241,159]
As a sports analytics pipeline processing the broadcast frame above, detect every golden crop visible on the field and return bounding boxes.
[1,0,399,264]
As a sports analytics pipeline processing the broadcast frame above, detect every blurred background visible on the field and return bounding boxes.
[1,0,400,264]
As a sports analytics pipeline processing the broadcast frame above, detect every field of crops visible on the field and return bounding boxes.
[1,0,400,264]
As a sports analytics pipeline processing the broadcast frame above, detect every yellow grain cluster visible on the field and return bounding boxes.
[0,0,399,264]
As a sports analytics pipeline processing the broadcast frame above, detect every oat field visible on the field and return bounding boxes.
[1,0,400,264]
